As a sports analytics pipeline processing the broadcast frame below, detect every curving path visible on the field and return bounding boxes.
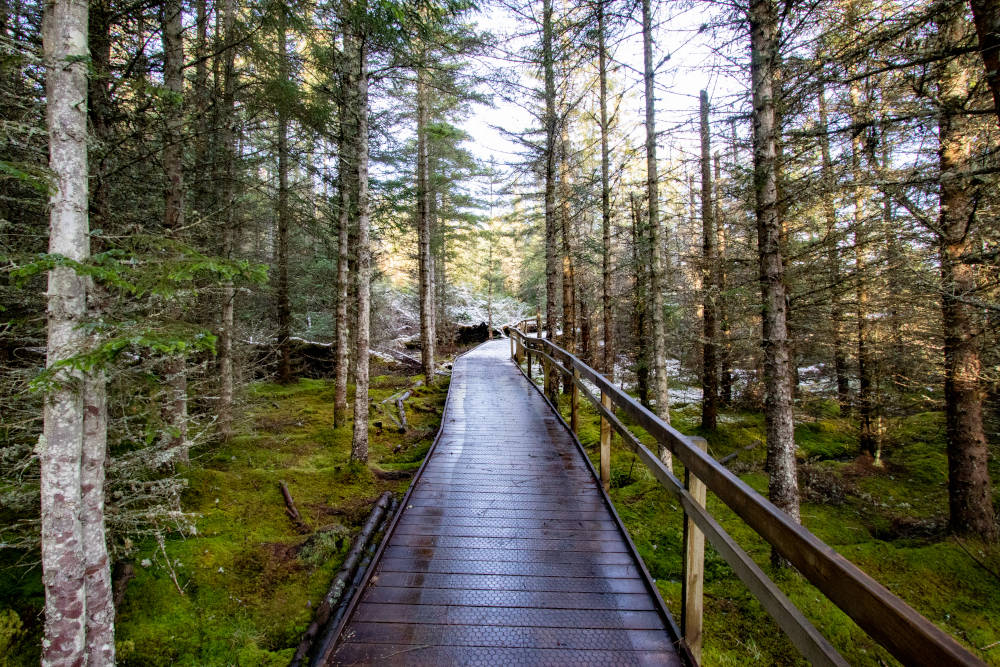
[329,339,684,665]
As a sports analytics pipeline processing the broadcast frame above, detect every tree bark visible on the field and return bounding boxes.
[631,193,650,408]
[641,0,671,466]
[715,153,732,406]
[350,29,372,463]
[217,0,237,441]
[542,0,559,366]
[82,372,114,664]
[276,10,292,385]
[161,0,189,461]
[749,0,800,535]
[970,0,1000,128]
[700,90,718,431]
[416,62,435,382]
[936,4,997,541]
[333,24,355,428]
[598,0,613,381]
[42,0,104,661]
[559,128,576,357]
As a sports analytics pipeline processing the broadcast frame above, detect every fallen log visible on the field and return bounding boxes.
[395,391,411,431]
[289,491,394,667]
[280,481,309,532]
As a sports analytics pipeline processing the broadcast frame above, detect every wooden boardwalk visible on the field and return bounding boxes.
[329,340,683,665]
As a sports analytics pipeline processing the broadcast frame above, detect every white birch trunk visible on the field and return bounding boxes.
[41,0,100,662]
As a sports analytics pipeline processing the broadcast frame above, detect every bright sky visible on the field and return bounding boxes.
[460,0,750,185]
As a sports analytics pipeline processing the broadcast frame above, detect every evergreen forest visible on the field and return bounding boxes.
[1,0,1000,663]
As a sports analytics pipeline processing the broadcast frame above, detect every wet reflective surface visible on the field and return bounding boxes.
[330,341,681,665]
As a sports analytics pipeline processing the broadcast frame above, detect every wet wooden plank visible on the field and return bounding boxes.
[327,340,680,665]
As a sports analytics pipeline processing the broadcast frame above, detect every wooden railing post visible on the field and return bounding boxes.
[570,368,579,433]
[536,310,542,338]
[600,391,612,491]
[682,435,708,663]
[509,331,514,359]
[542,355,549,399]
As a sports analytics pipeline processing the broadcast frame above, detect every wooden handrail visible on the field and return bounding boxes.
[505,328,984,667]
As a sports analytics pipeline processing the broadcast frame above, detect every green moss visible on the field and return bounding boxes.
[545,389,999,665]
[102,373,447,666]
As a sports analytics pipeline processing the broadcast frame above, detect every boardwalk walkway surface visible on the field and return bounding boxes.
[330,340,683,665]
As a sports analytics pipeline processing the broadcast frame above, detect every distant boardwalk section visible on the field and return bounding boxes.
[329,340,682,665]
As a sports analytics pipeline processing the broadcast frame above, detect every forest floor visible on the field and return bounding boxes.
[1,368,451,666]
[554,387,1000,666]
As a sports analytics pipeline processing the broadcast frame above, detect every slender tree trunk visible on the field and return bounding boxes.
[217,0,237,441]
[542,0,559,349]
[334,28,355,428]
[434,193,447,349]
[969,0,1000,127]
[598,0,613,380]
[641,0,671,467]
[276,11,292,385]
[161,0,189,462]
[542,0,560,403]
[749,0,800,535]
[700,90,718,431]
[350,31,372,463]
[847,71,878,459]
[560,128,576,357]
[631,193,650,407]
[817,83,851,414]
[416,63,435,382]
[715,153,733,406]
[936,4,997,541]
[42,0,108,661]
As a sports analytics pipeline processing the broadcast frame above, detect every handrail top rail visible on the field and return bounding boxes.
[505,326,983,666]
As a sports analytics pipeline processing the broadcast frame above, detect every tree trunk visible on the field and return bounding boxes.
[161,0,188,461]
[542,0,559,362]
[82,371,114,664]
[817,83,851,414]
[641,0,671,468]
[560,128,576,356]
[598,0,613,381]
[276,11,292,385]
[847,70,878,459]
[631,193,650,407]
[936,4,997,541]
[42,0,104,661]
[700,90,718,431]
[416,63,435,382]
[217,0,237,441]
[970,0,1000,127]
[749,0,800,536]
[333,27,355,428]
[715,153,733,406]
[350,31,372,464]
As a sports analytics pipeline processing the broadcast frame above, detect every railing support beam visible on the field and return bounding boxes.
[600,391,611,491]
[570,369,579,433]
[682,435,708,663]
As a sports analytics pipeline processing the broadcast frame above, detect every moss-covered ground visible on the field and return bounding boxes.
[547,386,1000,666]
[1,372,449,666]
